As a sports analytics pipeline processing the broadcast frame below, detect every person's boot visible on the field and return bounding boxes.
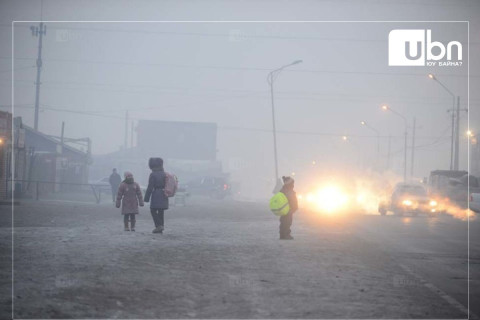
[124,221,130,231]
[130,220,135,232]
[151,213,159,233]
[280,232,293,240]
[153,227,164,233]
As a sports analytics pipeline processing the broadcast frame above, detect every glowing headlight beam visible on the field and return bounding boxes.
[314,185,349,213]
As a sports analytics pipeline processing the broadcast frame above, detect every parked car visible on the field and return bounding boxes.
[470,193,480,213]
[185,176,231,199]
[379,182,439,216]
[427,170,480,208]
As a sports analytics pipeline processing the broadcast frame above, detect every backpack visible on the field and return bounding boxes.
[164,172,178,197]
[269,192,290,216]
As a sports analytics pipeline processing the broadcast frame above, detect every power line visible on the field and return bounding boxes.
[1,103,451,141]
[0,103,34,109]
[0,65,36,74]
[414,138,450,150]
[5,79,478,107]
[219,125,450,140]
[35,25,390,43]
[5,22,478,44]
[37,91,256,112]
[2,103,125,119]
[12,79,472,99]
[0,56,474,78]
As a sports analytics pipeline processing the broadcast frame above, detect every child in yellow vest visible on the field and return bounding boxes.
[279,176,298,240]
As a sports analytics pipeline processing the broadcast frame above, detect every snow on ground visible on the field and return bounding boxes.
[0,196,469,318]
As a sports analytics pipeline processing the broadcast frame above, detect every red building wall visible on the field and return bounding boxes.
[0,111,12,199]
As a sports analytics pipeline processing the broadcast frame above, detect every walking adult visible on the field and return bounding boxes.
[144,158,169,233]
[109,168,122,203]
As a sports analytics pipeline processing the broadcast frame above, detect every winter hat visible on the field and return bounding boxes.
[148,157,164,170]
[124,171,133,179]
[282,176,294,185]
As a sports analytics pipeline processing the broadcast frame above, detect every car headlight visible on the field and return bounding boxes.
[429,200,438,207]
[402,199,413,206]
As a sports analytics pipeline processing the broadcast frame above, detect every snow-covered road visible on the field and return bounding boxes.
[1,198,478,318]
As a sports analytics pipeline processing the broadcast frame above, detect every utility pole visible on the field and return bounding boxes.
[404,130,408,182]
[428,74,456,171]
[454,97,460,170]
[31,22,46,131]
[60,121,65,154]
[453,96,468,171]
[360,121,380,170]
[387,135,391,171]
[130,120,134,148]
[410,117,416,177]
[124,111,128,152]
[381,105,408,182]
[448,107,455,170]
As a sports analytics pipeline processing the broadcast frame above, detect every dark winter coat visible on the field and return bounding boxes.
[280,184,298,214]
[116,181,144,214]
[109,172,122,188]
[144,169,169,209]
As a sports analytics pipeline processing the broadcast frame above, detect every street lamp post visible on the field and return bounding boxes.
[428,73,456,170]
[267,60,302,187]
[360,121,380,167]
[382,105,408,182]
[31,22,47,131]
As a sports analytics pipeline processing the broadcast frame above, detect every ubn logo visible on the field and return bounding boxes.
[388,29,462,66]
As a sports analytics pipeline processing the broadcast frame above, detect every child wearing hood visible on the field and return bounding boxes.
[116,171,144,231]
[279,176,298,240]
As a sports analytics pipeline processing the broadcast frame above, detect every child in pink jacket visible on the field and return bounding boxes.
[116,172,144,231]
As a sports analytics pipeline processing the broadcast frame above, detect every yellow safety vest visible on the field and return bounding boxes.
[269,192,290,216]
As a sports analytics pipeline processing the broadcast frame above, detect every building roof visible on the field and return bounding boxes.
[23,124,88,157]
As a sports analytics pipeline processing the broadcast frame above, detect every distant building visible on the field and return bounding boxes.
[0,111,12,199]
[0,112,91,199]
[136,120,217,161]
[90,120,223,186]
[22,123,91,194]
